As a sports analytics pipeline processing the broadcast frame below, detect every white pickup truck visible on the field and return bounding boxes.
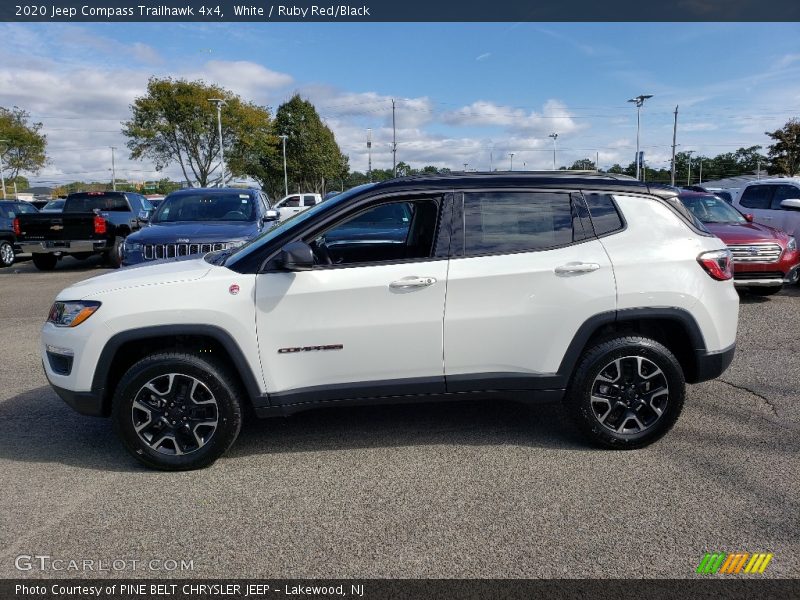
[274,193,322,221]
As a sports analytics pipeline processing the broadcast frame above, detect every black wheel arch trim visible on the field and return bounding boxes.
[91,324,263,415]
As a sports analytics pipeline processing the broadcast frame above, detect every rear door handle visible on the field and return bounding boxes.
[389,276,437,289]
[554,262,601,275]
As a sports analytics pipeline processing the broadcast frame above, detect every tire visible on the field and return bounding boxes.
[112,352,243,471]
[0,240,14,268]
[747,286,781,296]
[104,237,123,268]
[564,336,686,449]
[32,253,58,271]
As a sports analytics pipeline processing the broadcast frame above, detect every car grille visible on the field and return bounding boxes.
[142,242,228,260]
[727,243,782,263]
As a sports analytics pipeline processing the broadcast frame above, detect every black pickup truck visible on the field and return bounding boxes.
[14,191,153,270]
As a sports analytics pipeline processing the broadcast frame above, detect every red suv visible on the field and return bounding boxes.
[679,191,799,295]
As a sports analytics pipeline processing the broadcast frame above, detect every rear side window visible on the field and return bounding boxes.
[303,195,318,206]
[739,185,773,210]
[463,191,574,255]
[584,193,624,236]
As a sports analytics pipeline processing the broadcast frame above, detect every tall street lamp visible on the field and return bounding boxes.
[366,128,372,182]
[0,139,8,199]
[686,150,695,186]
[627,94,653,180]
[548,133,558,170]
[509,153,515,171]
[279,134,289,197]
[208,98,227,186]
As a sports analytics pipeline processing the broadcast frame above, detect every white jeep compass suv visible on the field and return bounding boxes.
[42,173,739,470]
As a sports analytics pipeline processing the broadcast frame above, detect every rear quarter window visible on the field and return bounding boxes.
[584,194,624,236]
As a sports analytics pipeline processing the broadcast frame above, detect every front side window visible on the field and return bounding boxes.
[310,198,440,266]
[463,191,574,255]
[772,185,800,209]
[739,185,774,210]
[153,193,255,222]
[281,196,301,208]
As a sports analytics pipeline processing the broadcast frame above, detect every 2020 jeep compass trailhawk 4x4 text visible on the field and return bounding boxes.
[41,173,739,470]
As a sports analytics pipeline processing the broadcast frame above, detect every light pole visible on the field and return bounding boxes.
[0,139,8,199]
[463,163,469,171]
[509,153,515,171]
[366,128,372,182]
[110,146,117,191]
[279,134,289,197]
[627,94,653,180]
[686,150,695,186]
[208,98,226,186]
[548,133,558,170]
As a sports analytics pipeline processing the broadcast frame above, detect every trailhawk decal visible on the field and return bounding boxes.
[278,344,343,354]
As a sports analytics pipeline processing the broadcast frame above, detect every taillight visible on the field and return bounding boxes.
[698,249,733,281]
[12,217,20,235]
[94,215,106,235]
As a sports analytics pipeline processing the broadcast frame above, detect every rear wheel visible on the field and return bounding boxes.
[565,336,685,449]
[104,237,123,268]
[0,240,14,268]
[747,286,781,296]
[112,352,243,471]
[32,253,57,271]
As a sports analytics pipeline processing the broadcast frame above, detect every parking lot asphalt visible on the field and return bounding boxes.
[0,256,798,579]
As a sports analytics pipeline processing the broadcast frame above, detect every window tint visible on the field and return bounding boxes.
[464,192,574,254]
[282,196,300,208]
[739,185,773,210]
[65,193,129,212]
[153,193,255,222]
[303,195,318,206]
[313,199,439,266]
[772,185,800,209]
[584,194,624,236]
[15,203,38,214]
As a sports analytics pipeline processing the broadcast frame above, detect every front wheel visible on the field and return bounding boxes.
[565,336,686,449]
[112,353,243,470]
[0,240,14,268]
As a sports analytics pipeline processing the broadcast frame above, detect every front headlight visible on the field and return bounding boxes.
[123,241,142,255]
[787,236,797,252]
[47,301,101,328]
[226,240,247,249]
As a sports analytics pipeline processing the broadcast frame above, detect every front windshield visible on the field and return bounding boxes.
[153,192,255,222]
[680,194,746,224]
[222,184,375,267]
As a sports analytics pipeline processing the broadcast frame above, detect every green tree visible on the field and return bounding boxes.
[0,107,48,184]
[765,119,800,176]
[569,159,596,171]
[123,77,275,187]
[270,95,349,197]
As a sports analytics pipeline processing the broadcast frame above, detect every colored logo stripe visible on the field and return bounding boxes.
[697,552,773,574]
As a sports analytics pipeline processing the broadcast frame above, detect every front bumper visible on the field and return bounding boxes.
[50,383,106,417]
[20,240,108,254]
[691,343,736,384]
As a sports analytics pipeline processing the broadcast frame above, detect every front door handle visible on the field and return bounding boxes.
[389,276,437,289]
[554,262,601,275]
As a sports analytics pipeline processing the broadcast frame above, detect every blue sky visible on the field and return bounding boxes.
[1,22,798,185]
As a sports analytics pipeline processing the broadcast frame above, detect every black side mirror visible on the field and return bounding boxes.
[278,241,314,271]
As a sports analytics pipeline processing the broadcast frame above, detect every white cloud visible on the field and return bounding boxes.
[442,99,583,137]
[476,53,491,61]
[191,60,293,100]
